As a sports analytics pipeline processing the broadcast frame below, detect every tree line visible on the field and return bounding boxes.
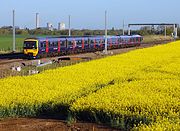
[0,26,179,37]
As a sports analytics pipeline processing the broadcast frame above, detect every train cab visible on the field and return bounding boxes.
[23,38,39,58]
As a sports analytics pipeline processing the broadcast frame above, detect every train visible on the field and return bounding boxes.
[23,35,143,58]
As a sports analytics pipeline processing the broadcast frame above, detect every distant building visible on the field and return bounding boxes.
[47,23,53,31]
[58,22,65,30]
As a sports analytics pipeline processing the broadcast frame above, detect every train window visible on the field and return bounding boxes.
[90,40,94,44]
[40,42,44,47]
[52,42,55,47]
[76,40,79,45]
[97,40,101,44]
[54,42,58,47]
[48,42,50,47]
[108,39,111,44]
[126,39,129,43]
[77,40,82,45]
[130,38,132,42]
[136,38,139,41]
[40,42,43,47]
[103,40,105,43]
[100,40,103,44]
[40,41,46,48]
[68,41,73,46]
[96,40,99,44]
[84,40,88,44]
[112,39,116,43]
[61,41,66,46]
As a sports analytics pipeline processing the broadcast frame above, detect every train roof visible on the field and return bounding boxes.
[24,35,143,41]
[131,35,142,37]
[66,37,89,41]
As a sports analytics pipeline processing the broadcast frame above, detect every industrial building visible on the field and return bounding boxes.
[58,22,65,30]
[47,23,53,31]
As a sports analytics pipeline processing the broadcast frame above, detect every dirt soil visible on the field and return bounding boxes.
[0,118,119,131]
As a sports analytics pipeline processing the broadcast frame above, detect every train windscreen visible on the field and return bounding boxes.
[24,41,37,49]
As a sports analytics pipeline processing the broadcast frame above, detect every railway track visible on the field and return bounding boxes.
[0,52,24,65]
[0,59,24,65]
[0,40,173,66]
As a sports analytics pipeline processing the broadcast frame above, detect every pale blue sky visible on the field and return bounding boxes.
[0,0,179,29]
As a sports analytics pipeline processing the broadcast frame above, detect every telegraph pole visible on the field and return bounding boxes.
[164,25,166,38]
[128,24,131,35]
[13,10,16,52]
[174,24,178,39]
[123,20,125,35]
[68,15,71,36]
[36,13,39,29]
[105,10,108,54]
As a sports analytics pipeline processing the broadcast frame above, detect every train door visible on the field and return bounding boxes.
[60,39,66,54]
[82,38,84,50]
[94,38,96,49]
[116,38,118,48]
[46,39,49,53]
[58,39,61,52]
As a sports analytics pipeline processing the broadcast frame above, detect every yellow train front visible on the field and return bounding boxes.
[23,38,39,58]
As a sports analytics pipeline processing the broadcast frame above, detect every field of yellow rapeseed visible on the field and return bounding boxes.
[0,41,180,130]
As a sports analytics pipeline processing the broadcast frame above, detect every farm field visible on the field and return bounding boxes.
[0,35,26,52]
[142,35,173,43]
[0,41,179,130]
[0,35,45,52]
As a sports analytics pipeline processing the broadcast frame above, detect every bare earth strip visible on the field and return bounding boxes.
[0,118,118,131]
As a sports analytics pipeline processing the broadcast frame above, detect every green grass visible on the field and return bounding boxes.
[0,35,27,52]
[0,35,56,53]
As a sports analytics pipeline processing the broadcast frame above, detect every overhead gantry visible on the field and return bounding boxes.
[128,23,178,38]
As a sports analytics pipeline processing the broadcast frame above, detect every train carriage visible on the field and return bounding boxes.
[23,35,143,59]
[107,36,119,49]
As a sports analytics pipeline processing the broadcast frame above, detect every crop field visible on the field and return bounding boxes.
[142,35,173,43]
[0,35,27,51]
[0,41,179,130]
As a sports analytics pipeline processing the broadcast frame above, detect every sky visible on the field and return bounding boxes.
[0,0,179,29]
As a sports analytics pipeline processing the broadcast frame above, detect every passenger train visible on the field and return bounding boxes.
[23,35,143,58]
